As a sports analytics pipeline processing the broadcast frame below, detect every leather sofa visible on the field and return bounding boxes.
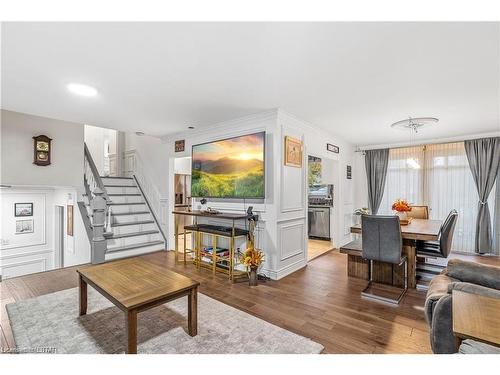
[424,258,500,353]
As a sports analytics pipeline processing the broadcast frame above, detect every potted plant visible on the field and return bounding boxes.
[240,243,264,286]
[353,207,369,225]
[392,199,412,221]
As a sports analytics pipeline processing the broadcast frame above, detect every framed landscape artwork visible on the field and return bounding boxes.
[15,203,33,217]
[15,219,34,234]
[284,136,303,167]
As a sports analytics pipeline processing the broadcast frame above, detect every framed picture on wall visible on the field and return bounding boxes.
[327,143,340,153]
[284,136,303,167]
[346,165,352,179]
[67,205,74,236]
[175,139,185,152]
[15,219,34,234]
[15,203,33,217]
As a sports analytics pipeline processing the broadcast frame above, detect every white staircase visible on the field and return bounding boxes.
[102,176,165,260]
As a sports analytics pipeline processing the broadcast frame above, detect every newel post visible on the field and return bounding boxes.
[90,187,107,264]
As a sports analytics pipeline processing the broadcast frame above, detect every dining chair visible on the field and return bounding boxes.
[417,209,458,258]
[407,205,429,220]
[361,215,408,304]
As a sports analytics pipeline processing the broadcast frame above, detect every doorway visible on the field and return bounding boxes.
[54,205,64,268]
[307,155,334,261]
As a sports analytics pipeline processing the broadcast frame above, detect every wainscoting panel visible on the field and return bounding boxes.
[279,220,306,261]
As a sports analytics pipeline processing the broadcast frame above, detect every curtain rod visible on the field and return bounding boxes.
[356,132,500,152]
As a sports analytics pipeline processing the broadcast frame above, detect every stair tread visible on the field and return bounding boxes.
[109,202,145,205]
[108,193,141,196]
[107,229,159,239]
[107,240,164,253]
[100,176,133,180]
[104,184,137,188]
[111,220,155,227]
[111,211,151,216]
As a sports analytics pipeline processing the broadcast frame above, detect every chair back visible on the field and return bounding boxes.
[361,215,403,264]
[439,210,458,257]
[408,205,429,220]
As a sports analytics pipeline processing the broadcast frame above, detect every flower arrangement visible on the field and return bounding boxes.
[240,243,264,268]
[392,199,412,212]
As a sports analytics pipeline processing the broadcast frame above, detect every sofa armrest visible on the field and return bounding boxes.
[425,273,455,326]
[448,281,500,299]
[445,259,500,290]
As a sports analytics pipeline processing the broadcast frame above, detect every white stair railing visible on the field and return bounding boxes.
[83,143,111,263]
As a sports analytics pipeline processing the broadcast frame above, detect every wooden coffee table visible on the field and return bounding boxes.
[452,290,500,347]
[77,257,200,354]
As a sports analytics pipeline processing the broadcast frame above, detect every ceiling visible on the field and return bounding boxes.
[2,22,499,146]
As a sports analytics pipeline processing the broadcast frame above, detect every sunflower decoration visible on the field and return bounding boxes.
[239,242,264,269]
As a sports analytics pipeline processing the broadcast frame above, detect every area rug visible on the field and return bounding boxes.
[6,287,324,354]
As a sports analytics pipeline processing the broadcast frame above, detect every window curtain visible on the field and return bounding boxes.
[378,142,496,254]
[379,146,424,215]
[494,178,500,255]
[364,149,389,214]
[464,137,500,254]
[424,142,486,253]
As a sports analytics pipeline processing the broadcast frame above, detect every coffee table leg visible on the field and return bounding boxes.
[188,286,198,336]
[126,309,138,354]
[79,274,87,316]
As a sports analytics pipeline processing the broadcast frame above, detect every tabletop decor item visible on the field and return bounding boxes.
[33,135,52,166]
[353,207,369,225]
[392,199,412,225]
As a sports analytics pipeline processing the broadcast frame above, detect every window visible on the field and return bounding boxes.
[379,142,496,253]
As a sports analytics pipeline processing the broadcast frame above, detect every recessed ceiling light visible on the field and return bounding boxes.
[135,131,145,136]
[67,83,98,97]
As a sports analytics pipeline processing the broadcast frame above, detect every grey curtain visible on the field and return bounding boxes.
[364,148,389,214]
[464,137,500,254]
[493,175,500,255]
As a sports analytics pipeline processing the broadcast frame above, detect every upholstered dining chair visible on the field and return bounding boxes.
[417,209,458,258]
[361,215,408,304]
[407,205,429,220]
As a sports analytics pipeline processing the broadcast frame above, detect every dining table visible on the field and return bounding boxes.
[341,218,443,288]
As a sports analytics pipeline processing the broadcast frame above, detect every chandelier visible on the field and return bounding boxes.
[390,117,439,169]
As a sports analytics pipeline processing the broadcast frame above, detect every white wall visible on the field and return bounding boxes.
[0,110,91,278]
[0,187,90,279]
[163,109,357,280]
[84,124,117,175]
[1,110,84,188]
[124,133,169,197]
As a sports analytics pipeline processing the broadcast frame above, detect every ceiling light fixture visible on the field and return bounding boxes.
[391,117,438,170]
[67,83,98,97]
[390,117,438,132]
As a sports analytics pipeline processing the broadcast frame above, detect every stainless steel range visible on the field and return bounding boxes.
[308,184,333,240]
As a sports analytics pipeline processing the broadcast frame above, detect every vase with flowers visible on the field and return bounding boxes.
[240,242,264,286]
[392,199,412,223]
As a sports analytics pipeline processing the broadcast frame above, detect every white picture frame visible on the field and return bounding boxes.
[15,219,34,234]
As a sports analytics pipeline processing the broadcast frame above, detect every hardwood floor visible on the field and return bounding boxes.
[307,239,333,261]
[1,249,499,353]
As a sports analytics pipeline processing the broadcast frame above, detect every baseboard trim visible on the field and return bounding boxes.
[262,258,307,280]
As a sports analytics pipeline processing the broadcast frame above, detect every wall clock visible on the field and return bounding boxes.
[33,135,52,166]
